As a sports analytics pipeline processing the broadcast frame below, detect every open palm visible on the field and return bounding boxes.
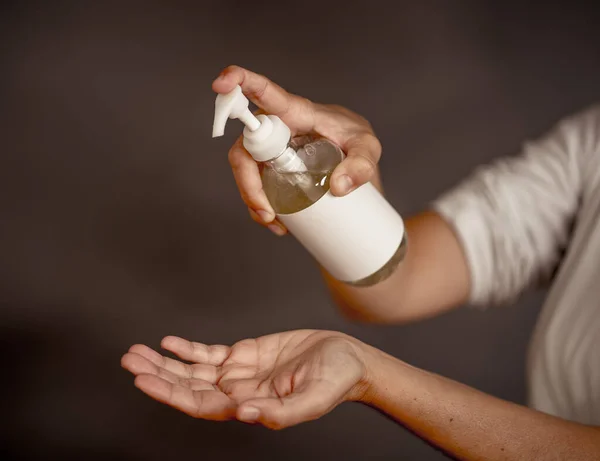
[121,330,366,429]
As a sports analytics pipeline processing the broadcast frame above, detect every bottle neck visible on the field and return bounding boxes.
[268,146,307,173]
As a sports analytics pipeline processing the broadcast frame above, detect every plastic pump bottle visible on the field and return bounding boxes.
[213,85,407,286]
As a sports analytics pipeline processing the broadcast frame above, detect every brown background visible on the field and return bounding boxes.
[2,1,600,460]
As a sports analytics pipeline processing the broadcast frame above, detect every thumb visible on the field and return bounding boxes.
[237,386,336,430]
[330,134,382,196]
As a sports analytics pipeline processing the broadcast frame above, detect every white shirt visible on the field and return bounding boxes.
[433,105,600,425]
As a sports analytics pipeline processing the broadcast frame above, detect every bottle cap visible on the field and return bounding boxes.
[213,85,291,162]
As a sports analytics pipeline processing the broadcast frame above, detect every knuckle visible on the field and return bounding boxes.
[297,96,315,116]
[254,76,270,100]
[360,115,375,131]
[349,155,376,180]
[366,133,382,159]
[179,377,193,387]
[363,156,377,175]
[353,112,371,128]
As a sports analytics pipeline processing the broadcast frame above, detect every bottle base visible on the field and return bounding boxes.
[345,233,408,288]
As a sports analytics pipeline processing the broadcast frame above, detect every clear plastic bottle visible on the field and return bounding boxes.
[213,86,407,287]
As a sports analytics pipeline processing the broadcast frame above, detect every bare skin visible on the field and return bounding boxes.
[122,330,600,460]
[121,330,366,429]
[121,66,600,460]
[213,65,470,324]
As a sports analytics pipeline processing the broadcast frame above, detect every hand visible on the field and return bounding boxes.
[121,330,369,429]
[212,65,383,236]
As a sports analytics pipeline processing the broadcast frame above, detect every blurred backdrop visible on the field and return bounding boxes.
[1,1,600,460]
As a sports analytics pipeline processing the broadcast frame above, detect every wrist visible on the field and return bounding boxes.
[351,340,411,406]
[344,337,389,404]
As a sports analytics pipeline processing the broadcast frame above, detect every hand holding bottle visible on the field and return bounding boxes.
[212,65,383,236]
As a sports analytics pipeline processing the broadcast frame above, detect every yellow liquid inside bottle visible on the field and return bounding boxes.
[261,136,406,287]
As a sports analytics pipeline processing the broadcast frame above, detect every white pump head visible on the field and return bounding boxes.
[212,85,291,162]
[212,86,260,137]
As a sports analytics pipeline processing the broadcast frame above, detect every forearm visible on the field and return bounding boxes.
[322,210,470,324]
[359,345,600,460]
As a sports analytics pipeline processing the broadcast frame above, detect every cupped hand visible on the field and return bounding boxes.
[121,330,368,429]
[212,65,383,236]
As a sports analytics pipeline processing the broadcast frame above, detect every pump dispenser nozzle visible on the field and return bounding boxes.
[212,85,291,163]
[212,85,260,137]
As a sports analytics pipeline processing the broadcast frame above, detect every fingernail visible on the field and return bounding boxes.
[337,175,354,195]
[239,407,260,422]
[268,223,286,236]
[257,209,274,223]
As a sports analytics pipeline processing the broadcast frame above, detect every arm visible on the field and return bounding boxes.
[122,329,600,459]
[328,104,599,321]
[214,66,471,323]
[326,105,599,319]
[214,66,593,323]
[322,211,470,323]
[360,343,600,461]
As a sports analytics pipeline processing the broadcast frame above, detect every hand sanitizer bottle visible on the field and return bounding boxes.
[213,85,407,287]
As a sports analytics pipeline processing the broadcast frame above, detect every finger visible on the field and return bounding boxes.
[121,352,159,376]
[134,374,235,421]
[330,134,382,196]
[128,344,195,379]
[249,208,287,236]
[236,382,336,430]
[121,352,181,384]
[127,344,163,364]
[228,137,275,222]
[213,66,314,132]
[212,66,291,115]
[122,352,217,390]
[161,336,230,366]
[125,345,218,383]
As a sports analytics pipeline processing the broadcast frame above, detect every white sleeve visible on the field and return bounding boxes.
[432,106,599,307]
